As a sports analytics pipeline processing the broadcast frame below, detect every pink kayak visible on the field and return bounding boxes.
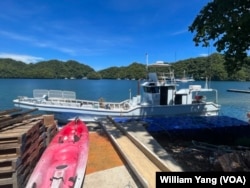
[26,118,89,188]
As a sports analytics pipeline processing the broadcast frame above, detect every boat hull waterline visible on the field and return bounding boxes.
[14,101,220,122]
[26,118,89,188]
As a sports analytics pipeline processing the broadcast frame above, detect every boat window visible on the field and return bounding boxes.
[175,94,182,104]
[149,83,156,86]
[143,86,160,93]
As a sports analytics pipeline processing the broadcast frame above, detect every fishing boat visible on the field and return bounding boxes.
[13,63,220,123]
[26,118,89,188]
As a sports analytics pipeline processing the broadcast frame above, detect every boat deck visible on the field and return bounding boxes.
[83,117,182,188]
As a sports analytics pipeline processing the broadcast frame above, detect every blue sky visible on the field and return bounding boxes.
[0,0,213,71]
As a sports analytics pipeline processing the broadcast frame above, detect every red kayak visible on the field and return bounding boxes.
[26,118,89,188]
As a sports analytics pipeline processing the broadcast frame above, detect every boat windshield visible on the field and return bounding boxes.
[143,86,160,93]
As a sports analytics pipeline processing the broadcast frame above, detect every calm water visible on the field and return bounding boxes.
[1,78,250,122]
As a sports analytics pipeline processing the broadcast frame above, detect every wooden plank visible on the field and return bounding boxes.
[17,165,32,187]
[1,115,43,128]
[46,123,58,134]
[0,157,21,174]
[0,123,45,161]
[0,112,40,130]
[46,123,58,145]
[0,123,42,135]
[0,119,44,146]
[0,108,22,116]
[0,116,13,123]
[0,171,17,187]
[20,141,47,187]
[0,138,46,188]
[43,114,55,127]
[0,148,21,159]
[0,137,41,158]
[0,163,14,174]
[20,133,46,168]
[0,171,22,188]
[0,121,34,133]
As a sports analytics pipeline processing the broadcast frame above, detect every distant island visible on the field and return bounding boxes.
[0,53,249,81]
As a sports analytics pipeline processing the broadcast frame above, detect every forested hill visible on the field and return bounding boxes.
[0,59,95,79]
[0,53,250,81]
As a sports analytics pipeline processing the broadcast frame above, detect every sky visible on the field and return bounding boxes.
[0,0,214,71]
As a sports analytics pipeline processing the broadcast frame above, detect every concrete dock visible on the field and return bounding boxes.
[83,116,183,188]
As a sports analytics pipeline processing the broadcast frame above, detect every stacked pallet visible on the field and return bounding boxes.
[43,115,58,145]
[0,108,58,188]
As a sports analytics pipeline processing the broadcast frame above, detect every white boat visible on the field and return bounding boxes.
[175,70,195,83]
[175,77,195,83]
[13,66,220,123]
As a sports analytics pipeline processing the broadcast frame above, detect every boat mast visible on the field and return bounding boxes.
[146,53,148,72]
[205,77,209,89]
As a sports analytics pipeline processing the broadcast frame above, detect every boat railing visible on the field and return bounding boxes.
[33,89,76,100]
[17,96,46,103]
[18,89,139,110]
[44,97,134,110]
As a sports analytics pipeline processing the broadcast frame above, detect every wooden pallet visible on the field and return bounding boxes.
[0,118,46,187]
[0,120,44,158]
[0,109,58,188]
[46,123,58,145]
[42,114,59,144]
[0,141,45,188]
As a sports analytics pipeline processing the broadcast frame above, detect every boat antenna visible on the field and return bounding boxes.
[206,44,212,89]
[145,52,149,80]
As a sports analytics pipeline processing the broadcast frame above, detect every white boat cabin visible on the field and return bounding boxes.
[141,73,212,106]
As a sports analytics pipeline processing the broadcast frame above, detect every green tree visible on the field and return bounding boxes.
[209,53,228,80]
[189,0,250,73]
[87,71,101,79]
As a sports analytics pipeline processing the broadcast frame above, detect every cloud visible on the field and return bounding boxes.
[171,29,188,36]
[0,53,44,63]
[199,53,208,57]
